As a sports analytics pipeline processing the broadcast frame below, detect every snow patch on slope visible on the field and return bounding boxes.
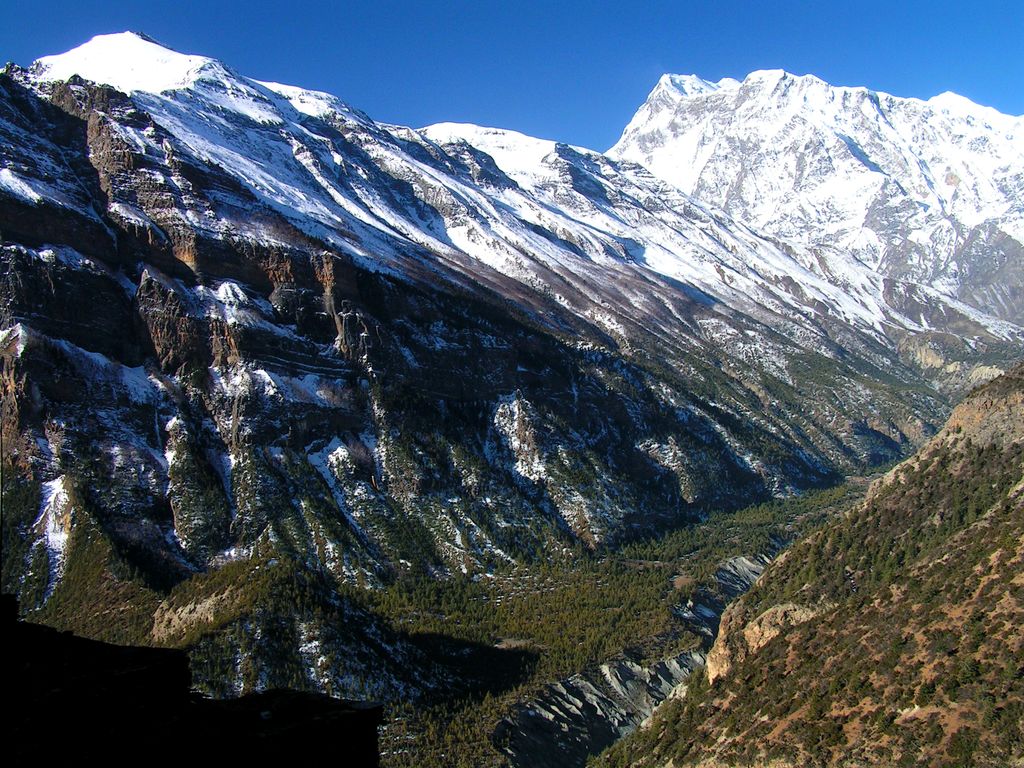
[422,123,564,184]
[0,167,44,203]
[34,476,72,600]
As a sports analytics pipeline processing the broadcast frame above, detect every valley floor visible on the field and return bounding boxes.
[371,483,866,767]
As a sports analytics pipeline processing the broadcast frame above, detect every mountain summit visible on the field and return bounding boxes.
[32,32,224,94]
[610,69,1024,325]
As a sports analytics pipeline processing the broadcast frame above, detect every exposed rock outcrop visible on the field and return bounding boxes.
[495,651,705,768]
[706,601,821,684]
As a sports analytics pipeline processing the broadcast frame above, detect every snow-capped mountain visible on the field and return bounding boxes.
[609,70,1024,325]
[1,33,1021,703]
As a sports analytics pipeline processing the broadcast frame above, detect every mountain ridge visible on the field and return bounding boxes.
[629,69,1024,125]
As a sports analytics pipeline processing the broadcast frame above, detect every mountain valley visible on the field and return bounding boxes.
[1,31,1021,767]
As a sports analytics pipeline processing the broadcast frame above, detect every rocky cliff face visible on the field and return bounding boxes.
[705,599,822,685]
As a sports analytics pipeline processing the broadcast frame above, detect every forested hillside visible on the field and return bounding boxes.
[598,365,1023,768]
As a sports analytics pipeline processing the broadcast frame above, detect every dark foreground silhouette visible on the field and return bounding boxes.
[4,594,382,766]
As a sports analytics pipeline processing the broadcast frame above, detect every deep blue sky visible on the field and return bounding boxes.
[3,0,1022,150]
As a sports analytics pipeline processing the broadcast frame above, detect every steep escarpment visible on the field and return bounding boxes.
[1,35,985,610]
[599,364,1024,768]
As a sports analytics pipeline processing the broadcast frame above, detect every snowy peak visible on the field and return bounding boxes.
[32,32,223,95]
[612,68,1021,159]
[926,90,1022,128]
[656,73,733,98]
[420,122,590,185]
[648,70,837,106]
[609,69,1024,324]
[740,68,827,91]
[29,32,371,133]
